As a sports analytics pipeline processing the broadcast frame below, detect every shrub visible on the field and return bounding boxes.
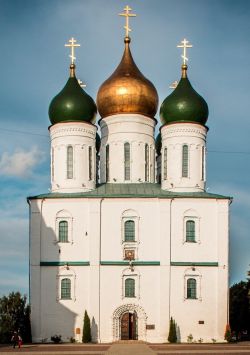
[187,334,193,343]
[51,334,61,343]
[82,310,91,343]
[168,317,177,343]
[224,324,232,342]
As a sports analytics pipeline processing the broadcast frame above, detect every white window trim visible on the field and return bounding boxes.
[66,145,74,180]
[183,216,200,244]
[121,216,139,245]
[183,270,202,302]
[181,144,189,179]
[55,215,73,244]
[122,270,140,300]
[56,267,76,302]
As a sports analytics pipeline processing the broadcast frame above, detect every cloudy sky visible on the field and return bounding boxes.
[0,0,249,296]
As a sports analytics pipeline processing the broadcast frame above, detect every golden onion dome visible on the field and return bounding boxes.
[97,37,158,119]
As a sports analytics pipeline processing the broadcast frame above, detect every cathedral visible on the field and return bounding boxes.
[28,6,231,343]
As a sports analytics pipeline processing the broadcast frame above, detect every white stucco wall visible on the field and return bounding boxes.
[161,123,207,192]
[49,122,97,193]
[99,114,156,183]
[29,196,229,343]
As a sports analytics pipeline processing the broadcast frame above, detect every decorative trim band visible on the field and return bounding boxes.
[100,261,160,266]
[171,262,219,267]
[40,261,90,266]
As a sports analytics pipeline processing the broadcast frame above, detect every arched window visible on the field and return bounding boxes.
[67,146,73,179]
[124,220,135,242]
[106,145,110,182]
[187,278,196,299]
[145,144,149,182]
[59,221,68,242]
[163,147,167,180]
[186,220,195,242]
[182,144,188,177]
[89,146,93,180]
[125,278,135,297]
[61,278,71,299]
[124,143,130,181]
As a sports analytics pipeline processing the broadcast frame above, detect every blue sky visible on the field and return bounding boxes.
[0,0,249,296]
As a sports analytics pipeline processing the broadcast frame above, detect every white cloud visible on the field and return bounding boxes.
[0,147,44,178]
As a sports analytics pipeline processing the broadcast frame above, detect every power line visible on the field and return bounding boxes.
[0,127,48,137]
[0,127,249,155]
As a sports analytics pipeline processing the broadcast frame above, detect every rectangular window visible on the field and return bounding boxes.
[125,278,135,297]
[124,143,130,181]
[124,220,135,242]
[163,147,167,180]
[187,278,197,299]
[182,145,188,177]
[201,146,205,181]
[67,146,73,179]
[186,220,195,242]
[89,146,93,180]
[59,220,68,242]
[106,145,109,182]
[51,147,54,181]
[145,144,149,182]
[61,278,71,299]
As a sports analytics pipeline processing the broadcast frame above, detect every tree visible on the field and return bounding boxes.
[82,310,91,343]
[0,292,31,343]
[168,316,177,343]
[229,281,250,335]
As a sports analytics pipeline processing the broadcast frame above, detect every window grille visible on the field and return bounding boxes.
[145,144,149,182]
[61,278,71,299]
[124,143,130,181]
[187,278,196,299]
[182,145,188,177]
[125,278,135,297]
[59,221,68,242]
[106,145,110,182]
[89,146,93,180]
[163,147,167,180]
[124,220,135,242]
[186,220,195,242]
[67,146,73,179]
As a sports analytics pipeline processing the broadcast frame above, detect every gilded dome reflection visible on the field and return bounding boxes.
[97,37,158,119]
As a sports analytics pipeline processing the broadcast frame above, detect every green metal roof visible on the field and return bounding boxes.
[28,183,231,200]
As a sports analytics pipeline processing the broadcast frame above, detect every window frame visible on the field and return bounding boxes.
[106,144,110,182]
[186,278,197,299]
[61,278,71,300]
[184,269,202,301]
[125,278,135,298]
[124,142,131,181]
[182,144,189,178]
[124,220,135,242]
[67,145,74,179]
[55,210,73,244]
[58,220,69,243]
[57,266,76,302]
[183,214,200,244]
[163,147,168,180]
[88,146,93,181]
[186,220,196,243]
[145,143,149,182]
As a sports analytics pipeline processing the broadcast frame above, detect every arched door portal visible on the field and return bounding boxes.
[120,312,137,340]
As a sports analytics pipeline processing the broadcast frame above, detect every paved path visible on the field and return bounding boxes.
[1,342,250,355]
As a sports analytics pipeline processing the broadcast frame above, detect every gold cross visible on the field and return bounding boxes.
[177,38,193,65]
[119,5,136,37]
[65,37,80,64]
[78,79,86,88]
[169,80,179,89]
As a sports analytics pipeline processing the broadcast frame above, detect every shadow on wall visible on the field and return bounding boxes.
[30,200,97,343]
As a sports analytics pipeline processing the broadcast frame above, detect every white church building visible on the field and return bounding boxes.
[28,7,231,343]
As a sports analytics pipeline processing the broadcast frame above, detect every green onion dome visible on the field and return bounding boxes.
[49,64,97,125]
[155,133,162,156]
[96,132,101,153]
[160,65,208,126]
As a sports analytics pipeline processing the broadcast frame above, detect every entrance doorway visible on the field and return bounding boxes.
[120,312,137,340]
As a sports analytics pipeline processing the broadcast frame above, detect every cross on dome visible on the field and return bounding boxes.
[119,5,136,38]
[177,38,193,65]
[65,37,80,64]
[78,79,86,88]
[169,80,179,89]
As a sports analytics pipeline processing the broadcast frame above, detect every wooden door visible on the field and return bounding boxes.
[121,312,129,340]
[130,312,137,340]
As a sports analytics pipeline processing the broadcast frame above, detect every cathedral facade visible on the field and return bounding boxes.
[28,10,230,343]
